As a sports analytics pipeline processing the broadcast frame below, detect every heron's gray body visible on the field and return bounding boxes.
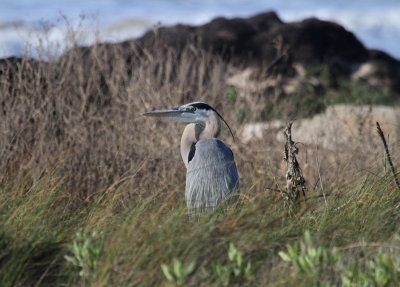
[186,138,239,211]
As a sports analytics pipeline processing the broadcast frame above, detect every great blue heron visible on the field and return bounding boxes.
[143,102,240,213]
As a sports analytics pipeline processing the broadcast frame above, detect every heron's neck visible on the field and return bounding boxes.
[200,111,221,139]
[181,124,201,167]
[180,113,221,167]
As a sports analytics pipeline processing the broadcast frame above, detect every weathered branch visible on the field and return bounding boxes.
[376,122,400,189]
[283,122,307,201]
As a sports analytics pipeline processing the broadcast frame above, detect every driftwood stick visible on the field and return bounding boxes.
[283,122,307,201]
[376,122,400,189]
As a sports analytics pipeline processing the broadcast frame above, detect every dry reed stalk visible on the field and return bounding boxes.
[283,122,307,201]
[376,121,400,189]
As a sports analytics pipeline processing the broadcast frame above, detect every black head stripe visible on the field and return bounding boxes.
[188,144,196,163]
[191,102,213,111]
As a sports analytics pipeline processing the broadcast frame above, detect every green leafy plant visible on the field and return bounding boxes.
[342,250,400,287]
[64,228,104,280]
[225,85,237,104]
[279,231,340,285]
[161,258,195,286]
[213,243,253,286]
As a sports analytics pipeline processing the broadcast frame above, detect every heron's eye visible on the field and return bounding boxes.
[191,107,196,112]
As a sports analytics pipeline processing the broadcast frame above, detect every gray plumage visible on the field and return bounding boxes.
[143,101,240,214]
[186,138,239,211]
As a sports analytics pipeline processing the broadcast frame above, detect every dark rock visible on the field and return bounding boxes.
[135,12,369,67]
[353,50,400,94]
[130,11,399,94]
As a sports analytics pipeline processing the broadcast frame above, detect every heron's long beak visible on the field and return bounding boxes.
[143,106,197,123]
[142,108,184,118]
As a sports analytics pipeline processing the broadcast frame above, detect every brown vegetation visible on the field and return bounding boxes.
[0,40,263,199]
[0,13,399,202]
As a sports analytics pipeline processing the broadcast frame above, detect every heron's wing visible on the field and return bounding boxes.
[185,138,239,211]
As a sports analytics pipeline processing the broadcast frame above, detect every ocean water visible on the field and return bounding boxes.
[1,0,399,59]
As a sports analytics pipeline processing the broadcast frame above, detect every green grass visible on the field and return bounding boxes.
[1,163,400,286]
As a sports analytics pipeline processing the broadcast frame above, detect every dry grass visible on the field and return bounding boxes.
[2,34,395,200]
[0,26,301,202]
[0,36,236,198]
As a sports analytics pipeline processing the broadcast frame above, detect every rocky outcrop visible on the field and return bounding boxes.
[137,12,368,66]
[352,50,400,95]
[133,11,399,95]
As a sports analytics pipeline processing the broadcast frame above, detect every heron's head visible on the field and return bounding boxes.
[143,102,234,138]
[143,102,218,124]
